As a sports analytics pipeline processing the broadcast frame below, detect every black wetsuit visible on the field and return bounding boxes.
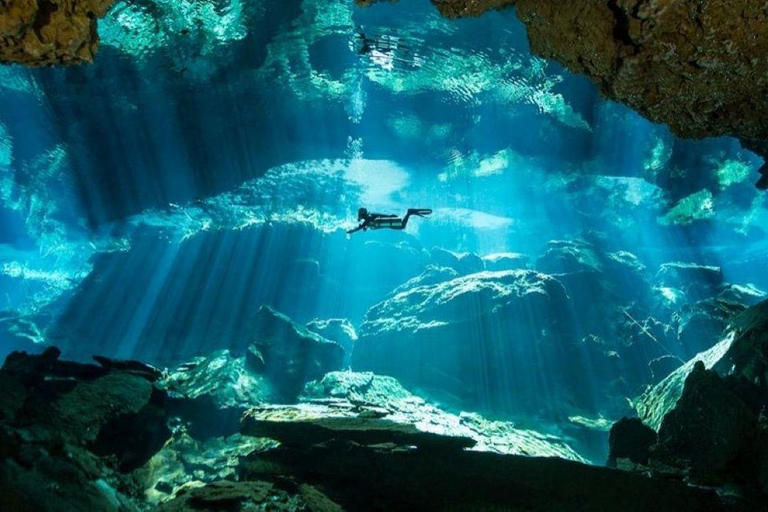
[347,209,432,234]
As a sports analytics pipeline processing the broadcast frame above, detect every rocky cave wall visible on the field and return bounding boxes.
[362,0,768,188]
[4,0,768,185]
[0,0,115,66]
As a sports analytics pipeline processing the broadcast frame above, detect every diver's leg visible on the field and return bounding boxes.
[400,211,412,229]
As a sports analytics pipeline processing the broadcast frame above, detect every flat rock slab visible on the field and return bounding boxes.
[241,401,476,451]
[241,440,739,512]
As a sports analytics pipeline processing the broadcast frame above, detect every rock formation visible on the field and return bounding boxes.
[0,347,169,510]
[0,0,115,66]
[0,340,759,509]
[359,0,768,188]
[249,306,345,401]
[353,269,577,415]
[240,437,731,511]
[612,299,768,498]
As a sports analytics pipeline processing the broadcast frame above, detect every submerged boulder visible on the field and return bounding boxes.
[305,318,358,361]
[299,371,585,461]
[673,297,747,358]
[240,435,729,512]
[162,350,273,411]
[537,240,650,304]
[353,270,576,415]
[242,401,477,451]
[654,362,757,481]
[249,306,345,401]
[0,348,170,510]
[160,350,275,439]
[638,299,768,430]
[607,417,657,468]
[622,300,768,495]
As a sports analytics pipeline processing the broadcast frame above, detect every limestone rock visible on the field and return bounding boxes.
[353,269,573,415]
[657,263,725,301]
[672,297,747,358]
[250,306,345,401]
[637,335,734,432]
[429,247,485,275]
[638,298,768,430]
[305,318,358,356]
[138,431,274,505]
[655,362,757,481]
[161,350,274,411]
[607,417,657,468]
[241,401,477,451]
[0,0,116,66]
[160,350,275,439]
[240,438,729,511]
[482,252,529,271]
[0,348,167,510]
[157,480,342,512]
[389,264,459,296]
[300,371,586,461]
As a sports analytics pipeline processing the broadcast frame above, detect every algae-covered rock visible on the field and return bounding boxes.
[139,430,274,505]
[162,350,274,410]
[160,350,275,439]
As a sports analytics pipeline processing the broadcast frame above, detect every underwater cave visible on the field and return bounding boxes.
[1,0,768,510]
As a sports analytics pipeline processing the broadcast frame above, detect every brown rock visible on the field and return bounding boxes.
[358,0,768,187]
[0,0,116,67]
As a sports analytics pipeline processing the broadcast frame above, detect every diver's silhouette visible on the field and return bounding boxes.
[347,208,432,234]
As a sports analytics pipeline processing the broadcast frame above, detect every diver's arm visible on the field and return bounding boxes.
[347,222,368,234]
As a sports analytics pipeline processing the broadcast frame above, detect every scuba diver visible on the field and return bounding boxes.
[347,208,433,234]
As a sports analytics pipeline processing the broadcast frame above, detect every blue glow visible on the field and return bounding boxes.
[1,0,766,465]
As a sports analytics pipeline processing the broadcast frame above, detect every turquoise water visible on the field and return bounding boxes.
[1,0,766,463]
